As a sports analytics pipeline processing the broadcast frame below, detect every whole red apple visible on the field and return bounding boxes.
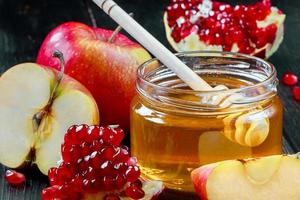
[37,22,151,131]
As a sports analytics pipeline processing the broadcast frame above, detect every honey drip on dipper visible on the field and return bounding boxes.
[223,108,269,147]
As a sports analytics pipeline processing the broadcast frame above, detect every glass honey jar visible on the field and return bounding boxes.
[130,51,283,192]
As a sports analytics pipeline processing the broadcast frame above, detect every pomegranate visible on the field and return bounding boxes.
[164,0,285,58]
[42,125,163,200]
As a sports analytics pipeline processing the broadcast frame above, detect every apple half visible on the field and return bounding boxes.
[191,154,300,200]
[0,55,99,175]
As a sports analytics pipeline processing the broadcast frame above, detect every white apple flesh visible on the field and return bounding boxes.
[191,154,300,200]
[0,61,99,174]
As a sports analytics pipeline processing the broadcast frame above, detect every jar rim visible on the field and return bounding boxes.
[137,51,277,96]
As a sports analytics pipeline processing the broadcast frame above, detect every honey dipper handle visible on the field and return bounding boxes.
[92,0,212,91]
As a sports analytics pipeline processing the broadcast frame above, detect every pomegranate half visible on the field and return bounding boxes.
[164,0,285,58]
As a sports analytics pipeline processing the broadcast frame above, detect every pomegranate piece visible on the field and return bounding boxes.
[42,125,145,200]
[282,73,298,86]
[164,0,285,58]
[293,86,300,101]
[4,169,25,185]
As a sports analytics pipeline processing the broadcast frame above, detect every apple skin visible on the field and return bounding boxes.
[191,163,217,200]
[37,22,151,131]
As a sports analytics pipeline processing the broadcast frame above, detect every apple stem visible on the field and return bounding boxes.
[48,50,65,103]
[108,12,134,43]
[53,50,66,84]
[32,50,66,131]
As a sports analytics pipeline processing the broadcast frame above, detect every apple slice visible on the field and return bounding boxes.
[191,154,300,200]
[0,52,99,174]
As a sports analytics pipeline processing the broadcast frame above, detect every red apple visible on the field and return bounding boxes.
[37,22,151,131]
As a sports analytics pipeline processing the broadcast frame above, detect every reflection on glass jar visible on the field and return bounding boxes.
[130,51,283,192]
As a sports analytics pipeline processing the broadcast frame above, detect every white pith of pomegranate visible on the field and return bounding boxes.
[164,0,285,58]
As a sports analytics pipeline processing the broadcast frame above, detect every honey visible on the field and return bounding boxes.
[130,52,283,192]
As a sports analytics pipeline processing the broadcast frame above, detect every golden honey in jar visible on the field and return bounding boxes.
[130,52,283,192]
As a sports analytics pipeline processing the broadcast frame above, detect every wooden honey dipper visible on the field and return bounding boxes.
[92,0,269,147]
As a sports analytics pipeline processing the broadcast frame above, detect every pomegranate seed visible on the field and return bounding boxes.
[115,174,126,189]
[121,145,129,151]
[113,162,128,172]
[5,170,25,185]
[293,86,300,101]
[282,73,298,86]
[82,178,92,190]
[90,151,101,168]
[125,184,145,199]
[109,125,125,146]
[81,142,91,157]
[100,127,112,144]
[125,165,141,183]
[86,125,100,143]
[99,161,113,177]
[113,146,130,162]
[70,124,88,144]
[77,158,87,172]
[92,140,103,151]
[101,145,116,161]
[44,125,143,199]
[263,0,271,7]
[41,185,60,200]
[48,167,58,185]
[70,176,84,192]
[64,125,78,144]
[61,144,73,163]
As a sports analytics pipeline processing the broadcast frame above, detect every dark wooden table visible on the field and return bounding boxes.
[0,0,299,199]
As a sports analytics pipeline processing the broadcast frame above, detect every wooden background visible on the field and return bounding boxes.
[0,0,299,199]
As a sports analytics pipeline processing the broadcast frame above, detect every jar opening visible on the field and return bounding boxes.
[136,51,277,112]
